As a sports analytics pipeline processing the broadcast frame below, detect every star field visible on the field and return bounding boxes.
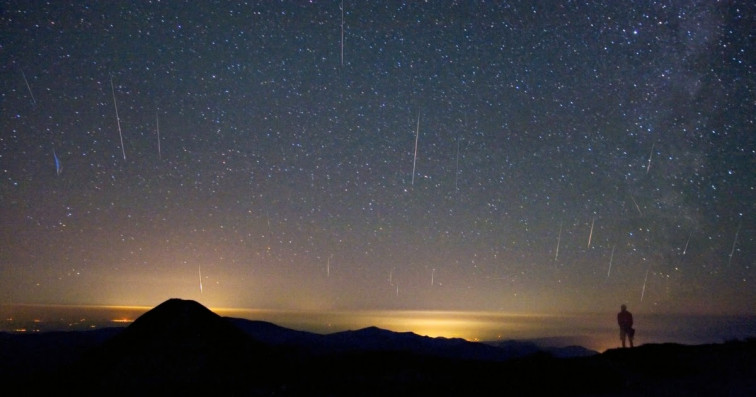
[1,1,754,316]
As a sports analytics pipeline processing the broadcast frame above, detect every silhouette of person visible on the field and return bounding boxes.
[617,304,634,348]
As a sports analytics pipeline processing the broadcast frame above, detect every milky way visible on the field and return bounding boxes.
[1,1,753,315]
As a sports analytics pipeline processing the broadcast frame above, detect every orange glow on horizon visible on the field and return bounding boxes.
[3,302,752,353]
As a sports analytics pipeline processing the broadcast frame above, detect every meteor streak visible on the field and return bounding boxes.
[682,231,692,255]
[630,196,642,216]
[641,267,649,302]
[53,149,61,175]
[454,133,461,190]
[156,109,161,160]
[411,111,420,186]
[110,76,126,161]
[22,70,36,106]
[554,223,562,262]
[607,245,615,278]
[728,222,740,266]
[199,265,203,294]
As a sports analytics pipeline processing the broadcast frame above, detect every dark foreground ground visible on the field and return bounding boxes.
[1,299,754,396]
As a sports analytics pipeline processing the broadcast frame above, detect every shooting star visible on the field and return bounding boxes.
[587,217,595,249]
[607,245,615,278]
[640,267,649,302]
[156,109,161,160]
[682,231,692,255]
[454,133,461,190]
[411,111,420,186]
[554,223,562,262]
[199,265,203,294]
[431,268,435,286]
[646,143,654,174]
[110,76,126,160]
[728,222,741,266]
[21,70,36,107]
[630,196,642,216]
[53,149,62,175]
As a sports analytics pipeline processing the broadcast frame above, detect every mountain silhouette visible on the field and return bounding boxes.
[3,298,753,396]
[489,339,597,359]
[115,298,248,342]
[63,298,284,394]
[227,317,325,347]
[229,318,596,361]
[322,326,515,361]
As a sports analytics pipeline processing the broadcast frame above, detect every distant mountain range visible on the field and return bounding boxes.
[1,298,754,396]
[227,316,596,361]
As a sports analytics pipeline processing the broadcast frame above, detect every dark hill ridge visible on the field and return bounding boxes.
[65,298,286,394]
[1,298,754,396]
[324,325,517,361]
[229,318,547,361]
[227,317,324,347]
[107,298,253,352]
[487,339,597,359]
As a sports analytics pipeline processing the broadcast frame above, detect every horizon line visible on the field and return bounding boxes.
[2,301,754,318]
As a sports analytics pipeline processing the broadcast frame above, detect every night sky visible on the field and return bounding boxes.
[1,1,754,316]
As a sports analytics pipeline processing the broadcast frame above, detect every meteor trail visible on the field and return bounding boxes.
[53,149,61,175]
[607,245,615,278]
[630,196,642,216]
[110,76,126,161]
[21,70,36,106]
[646,143,654,174]
[156,109,161,160]
[682,231,692,255]
[411,111,420,186]
[199,265,203,294]
[728,222,741,266]
[454,133,461,190]
[587,217,595,249]
[554,223,562,262]
[641,267,649,302]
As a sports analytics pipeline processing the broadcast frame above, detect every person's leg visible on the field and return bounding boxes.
[620,329,626,348]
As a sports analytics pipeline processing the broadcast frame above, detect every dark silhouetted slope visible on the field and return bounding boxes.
[230,319,597,361]
[488,339,598,359]
[110,298,249,346]
[322,326,512,361]
[228,317,325,347]
[3,299,753,396]
[59,299,284,394]
[598,340,756,396]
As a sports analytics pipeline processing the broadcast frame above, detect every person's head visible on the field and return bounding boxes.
[621,304,627,311]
